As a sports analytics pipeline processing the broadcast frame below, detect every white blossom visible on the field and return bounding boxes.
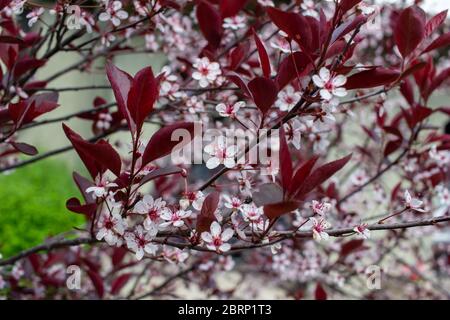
[160,209,192,228]
[201,221,234,253]
[192,57,221,88]
[125,225,158,260]
[404,190,426,212]
[99,0,128,27]
[312,67,347,101]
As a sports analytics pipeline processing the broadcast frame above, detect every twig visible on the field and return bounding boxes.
[0,216,448,267]
[0,238,98,266]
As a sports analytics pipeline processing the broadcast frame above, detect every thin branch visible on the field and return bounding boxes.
[0,238,98,266]
[0,128,119,173]
[1,216,448,267]
[19,102,117,131]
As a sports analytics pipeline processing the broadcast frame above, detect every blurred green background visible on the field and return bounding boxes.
[0,1,448,259]
[0,159,84,256]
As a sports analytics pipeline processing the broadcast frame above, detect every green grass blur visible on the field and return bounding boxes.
[0,159,85,257]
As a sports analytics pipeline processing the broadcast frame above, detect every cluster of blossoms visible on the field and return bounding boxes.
[0,0,449,300]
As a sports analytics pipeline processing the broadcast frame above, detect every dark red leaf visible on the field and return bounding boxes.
[13,57,46,77]
[66,198,97,217]
[73,172,95,203]
[142,122,195,166]
[425,66,450,99]
[315,283,327,300]
[112,247,128,267]
[400,79,414,106]
[422,32,450,54]
[0,35,24,44]
[197,191,220,233]
[228,42,249,71]
[345,68,400,89]
[197,1,223,49]
[139,166,183,187]
[111,273,132,295]
[248,77,278,115]
[295,154,352,197]
[0,0,9,10]
[279,127,292,193]
[288,156,319,197]
[383,126,403,140]
[127,66,158,131]
[425,10,448,37]
[8,93,59,126]
[411,105,433,127]
[339,0,362,14]
[394,5,426,58]
[384,139,402,157]
[275,52,311,89]
[340,239,365,257]
[86,269,104,298]
[331,14,367,44]
[253,30,271,78]
[106,62,134,132]
[266,7,313,54]
[63,124,122,178]
[264,201,299,219]
[227,72,251,97]
[219,0,248,18]
[400,62,426,80]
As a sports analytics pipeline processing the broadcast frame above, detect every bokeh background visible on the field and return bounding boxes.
[0,0,449,281]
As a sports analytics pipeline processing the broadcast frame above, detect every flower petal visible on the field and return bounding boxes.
[319,67,330,82]
[210,221,221,236]
[221,228,234,242]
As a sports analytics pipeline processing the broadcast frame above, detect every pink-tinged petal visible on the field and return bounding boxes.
[215,103,226,113]
[321,232,329,241]
[410,198,423,208]
[319,89,332,100]
[99,12,109,21]
[313,229,320,241]
[319,67,331,82]
[160,210,172,220]
[223,158,235,169]
[210,221,222,236]
[173,220,184,228]
[180,210,191,219]
[201,231,213,243]
[159,221,171,228]
[234,101,245,110]
[204,143,215,154]
[219,243,231,252]
[116,11,128,19]
[221,228,234,242]
[135,249,144,261]
[332,75,347,87]
[206,157,221,169]
[312,75,325,87]
[145,244,157,255]
[332,87,347,97]
[226,145,237,157]
[404,190,412,203]
[96,228,107,240]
